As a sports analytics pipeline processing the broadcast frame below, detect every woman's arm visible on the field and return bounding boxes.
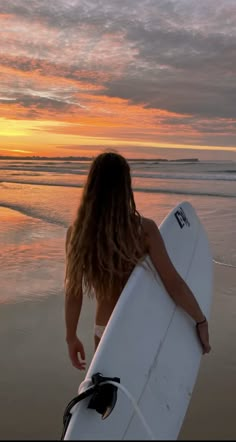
[143,217,211,353]
[65,284,83,343]
[64,226,86,369]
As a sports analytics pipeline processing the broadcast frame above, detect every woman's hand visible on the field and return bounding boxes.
[67,336,86,370]
[196,320,211,354]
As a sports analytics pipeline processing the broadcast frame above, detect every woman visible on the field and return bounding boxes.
[64,151,211,370]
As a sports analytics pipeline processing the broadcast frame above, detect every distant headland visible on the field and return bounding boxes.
[0,155,199,162]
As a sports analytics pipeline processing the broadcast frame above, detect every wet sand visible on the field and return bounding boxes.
[0,294,95,440]
[179,265,236,440]
[0,265,235,440]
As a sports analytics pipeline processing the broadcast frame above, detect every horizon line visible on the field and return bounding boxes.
[0,154,200,162]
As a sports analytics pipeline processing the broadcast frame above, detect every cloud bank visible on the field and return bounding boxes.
[0,0,236,151]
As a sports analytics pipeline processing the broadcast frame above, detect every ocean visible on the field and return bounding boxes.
[0,156,236,440]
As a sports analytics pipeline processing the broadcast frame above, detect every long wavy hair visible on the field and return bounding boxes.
[65,151,147,300]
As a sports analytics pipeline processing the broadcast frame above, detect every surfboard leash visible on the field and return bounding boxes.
[61,373,120,440]
[61,372,155,440]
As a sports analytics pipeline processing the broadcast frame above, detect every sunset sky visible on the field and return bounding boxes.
[0,0,236,158]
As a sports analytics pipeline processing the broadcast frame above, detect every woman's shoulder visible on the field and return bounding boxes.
[141,216,163,245]
[141,216,158,232]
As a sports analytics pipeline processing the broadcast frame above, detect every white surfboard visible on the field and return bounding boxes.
[63,201,213,440]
